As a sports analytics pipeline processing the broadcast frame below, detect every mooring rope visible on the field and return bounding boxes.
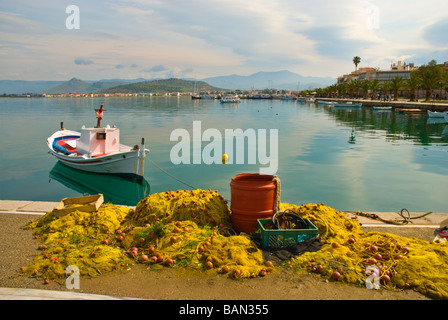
[147,158,198,190]
[273,175,281,213]
[345,208,434,225]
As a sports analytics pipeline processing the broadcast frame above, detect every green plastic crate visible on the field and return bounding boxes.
[257,218,318,248]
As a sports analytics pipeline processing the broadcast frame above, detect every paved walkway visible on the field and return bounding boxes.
[316,97,448,110]
[0,199,446,299]
[0,287,140,300]
[0,200,139,300]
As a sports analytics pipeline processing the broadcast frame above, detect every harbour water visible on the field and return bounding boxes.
[0,96,447,212]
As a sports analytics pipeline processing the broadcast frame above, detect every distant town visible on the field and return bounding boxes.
[2,60,447,102]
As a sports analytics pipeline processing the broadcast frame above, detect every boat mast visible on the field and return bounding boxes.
[95,105,106,128]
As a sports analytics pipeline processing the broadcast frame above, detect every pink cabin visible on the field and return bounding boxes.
[76,125,120,157]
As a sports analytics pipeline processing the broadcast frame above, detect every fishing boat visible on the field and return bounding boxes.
[47,105,149,180]
[316,100,335,105]
[395,108,423,113]
[333,102,362,108]
[373,106,392,110]
[220,95,241,103]
[427,110,448,118]
[279,95,297,100]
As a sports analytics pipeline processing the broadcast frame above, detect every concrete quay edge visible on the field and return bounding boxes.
[0,199,445,227]
[0,287,141,300]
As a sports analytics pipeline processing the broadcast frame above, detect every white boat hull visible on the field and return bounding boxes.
[317,101,335,105]
[333,103,362,108]
[428,110,447,118]
[47,129,149,179]
[373,106,392,110]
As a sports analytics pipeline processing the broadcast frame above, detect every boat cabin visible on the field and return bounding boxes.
[76,125,120,157]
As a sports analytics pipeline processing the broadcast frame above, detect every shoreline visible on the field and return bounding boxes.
[316,97,448,111]
[0,199,444,227]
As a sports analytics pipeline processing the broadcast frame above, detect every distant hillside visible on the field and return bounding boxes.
[202,70,335,90]
[43,78,128,94]
[99,78,223,93]
[43,78,91,94]
[0,80,64,94]
[0,70,336,94]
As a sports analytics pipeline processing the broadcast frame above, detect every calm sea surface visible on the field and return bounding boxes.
[0,97,447,212]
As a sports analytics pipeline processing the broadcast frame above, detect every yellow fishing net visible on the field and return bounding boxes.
[280,203,448,300]
[22,192,448,299]
[23,190,274,283]
[22,203,133,279]
[125,189,233,228]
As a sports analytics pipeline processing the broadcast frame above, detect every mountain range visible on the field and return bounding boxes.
[42,78,131,94]
[99,78,221,94]
[0,70,335,94]
[202,70,335,91]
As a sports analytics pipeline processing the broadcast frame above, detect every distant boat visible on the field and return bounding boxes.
[316,100,335,105]
[191,80,201,99]
[200,95,216,100]
[220,95,241,103]
[279,95,297,100]
[427,110,448,118]
[395,108,423,113]
[373,106,392,110]
[333,102,362,108]
[252,94,272,99]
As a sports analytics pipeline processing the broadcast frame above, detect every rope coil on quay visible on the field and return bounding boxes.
[344,209,434,226]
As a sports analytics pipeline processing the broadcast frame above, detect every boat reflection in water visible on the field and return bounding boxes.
[49,162,150,206]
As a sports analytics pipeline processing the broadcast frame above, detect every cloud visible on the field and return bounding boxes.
[0,10,43,33]
[115,63,139,69]
[302,26,375,60]
[142,64,168,73]
[1,0,447,81]
[410,49,448,66]
[423,17,448,47]
[74,58,94,65]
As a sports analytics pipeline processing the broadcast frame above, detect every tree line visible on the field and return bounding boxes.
[306,60,448,102]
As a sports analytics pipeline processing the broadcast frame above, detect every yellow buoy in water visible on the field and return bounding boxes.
[222,153,229,165]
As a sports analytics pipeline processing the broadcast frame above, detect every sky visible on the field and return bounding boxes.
[0,0,447,81]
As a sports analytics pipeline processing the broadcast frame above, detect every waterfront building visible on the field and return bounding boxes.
[337,61,418,84]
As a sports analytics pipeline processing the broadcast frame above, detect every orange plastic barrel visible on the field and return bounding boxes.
[230,173,277,234]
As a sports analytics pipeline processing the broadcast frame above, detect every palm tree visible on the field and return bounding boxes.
[369,79,380,99]
[414,62,443,101]
[360,80,371,99]
[379,81,392,100]
[337,83,347,98]
[405,73,420,102]
[353,56,361,71]
[346,81,356,98]
[325,84,338,98]
[442,71,448,99]
[389,76,405,101]
[352,80,362,98]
